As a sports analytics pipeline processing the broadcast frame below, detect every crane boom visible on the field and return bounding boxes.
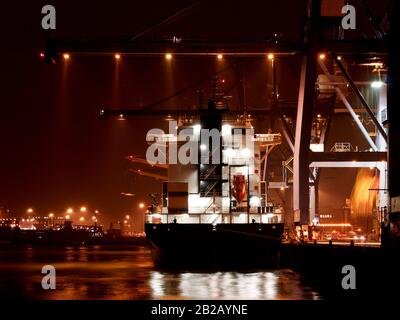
[129,169,168,181]
[126,155,168,169]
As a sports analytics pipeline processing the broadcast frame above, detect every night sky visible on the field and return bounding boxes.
[0,0,387,230]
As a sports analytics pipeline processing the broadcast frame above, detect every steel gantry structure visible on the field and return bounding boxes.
[43,0,400,243]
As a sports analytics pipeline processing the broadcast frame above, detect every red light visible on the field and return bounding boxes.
[39,52,45,58]
[221,79,226,83]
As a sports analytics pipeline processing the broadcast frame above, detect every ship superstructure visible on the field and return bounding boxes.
[145,101,283,226]
[142,101,285,266]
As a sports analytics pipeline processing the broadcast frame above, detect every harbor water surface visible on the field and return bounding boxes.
[0,244,321,299]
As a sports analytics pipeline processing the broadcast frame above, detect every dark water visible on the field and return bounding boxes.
[0,244,321,300]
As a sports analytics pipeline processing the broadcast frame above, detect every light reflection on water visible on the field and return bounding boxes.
[0,244,320,300]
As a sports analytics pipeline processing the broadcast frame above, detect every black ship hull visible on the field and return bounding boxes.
[145,223,284,268]
[11,229,100,246]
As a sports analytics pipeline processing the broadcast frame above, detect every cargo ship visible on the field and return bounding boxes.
[11,221,105,245]
[143,100,285,267]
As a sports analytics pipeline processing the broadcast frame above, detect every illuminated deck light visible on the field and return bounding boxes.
[114,54,121,60]
[193,124,201,135]
[371,81,384,89]
[317,223,352,227]
[217,54,223,60]
[267,53,274,60]
[221,124,232,136]
[63,53,70,60]
[319,53,326,60]
[241,148,251,157]
[165,53,172,60]
[225,148,234,157]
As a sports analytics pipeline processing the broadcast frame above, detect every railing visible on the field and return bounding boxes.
[200,181,219,197]
[200,164,219,180]
[200,147,221,164]
[145,212,283,224]
[330,142,352,152]
[381,108,387,123]
[202,200,215,214]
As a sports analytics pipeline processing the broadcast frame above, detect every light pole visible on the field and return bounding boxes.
[27,208,34,219]
[65,208,74,223]
[92,210,100,226]
[138,203,147,231]
[125,215,133,235]
[48,213,54,228]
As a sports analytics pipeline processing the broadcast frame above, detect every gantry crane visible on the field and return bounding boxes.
[41,0,400,244]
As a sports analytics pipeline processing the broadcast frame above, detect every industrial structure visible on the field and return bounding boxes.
[41,0,400,249]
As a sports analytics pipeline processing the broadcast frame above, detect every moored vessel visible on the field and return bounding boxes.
[143,100,285,267]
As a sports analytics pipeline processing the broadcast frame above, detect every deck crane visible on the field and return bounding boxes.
[129,169,168,181]
[126,155,168,169]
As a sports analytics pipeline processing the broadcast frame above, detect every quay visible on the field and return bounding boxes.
[280,240,400,298]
